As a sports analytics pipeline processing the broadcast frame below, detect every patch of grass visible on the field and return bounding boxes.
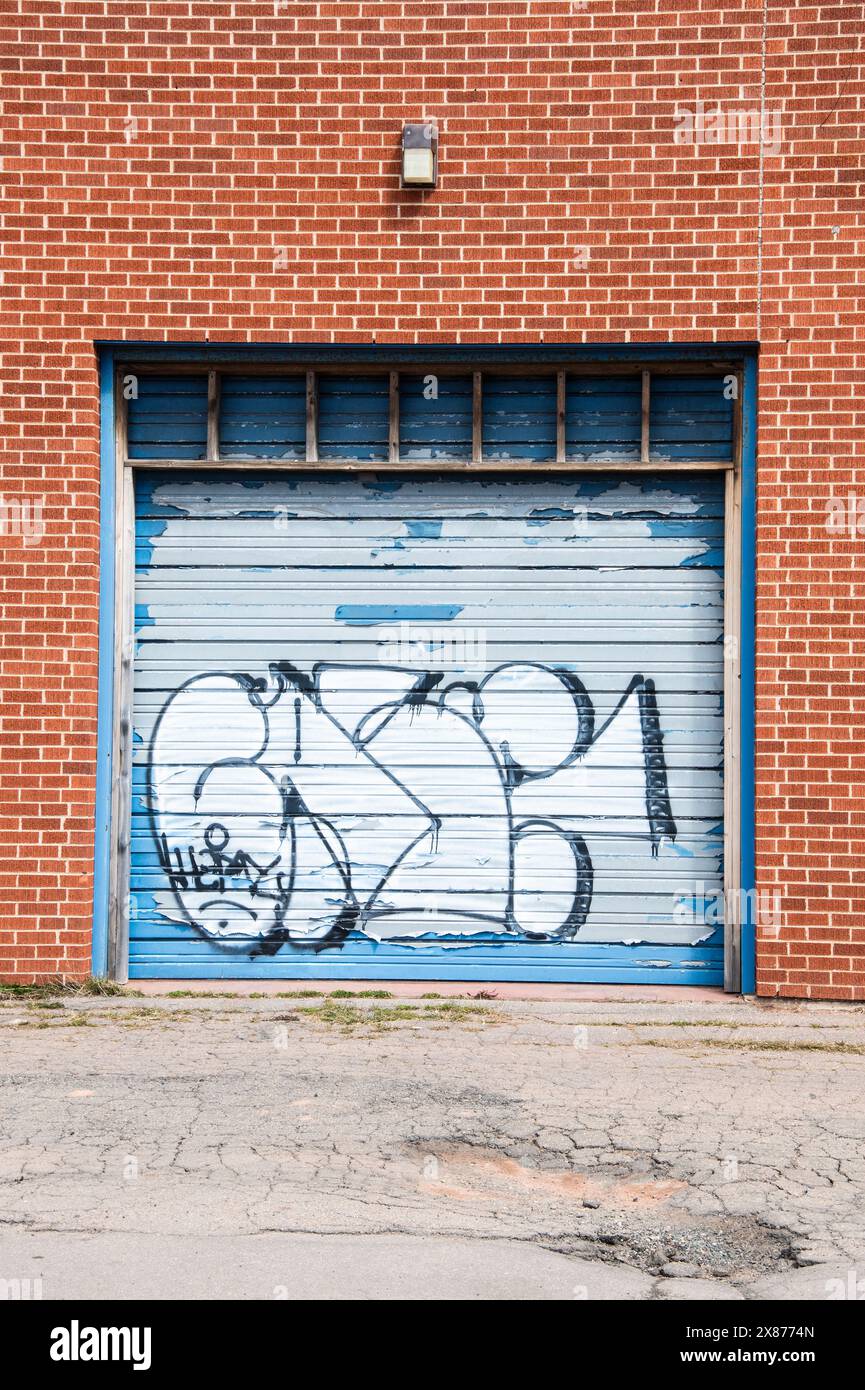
[113,1006,177,1019]
[312,1001,421,1025]
[329,989,393,999]
[420,992,443,999]
[635,1037,865,1055]
[30,1015,91,1030]
[710,1038,865,1055]
[124,1006,202,1023]
[298,1002,368,1030]
[255,990,326,999]
[581,1019,855,1032]
[67,978,139,998]
[35,1014,94,1028]
[596,1019,777,1029]
[427,1000,493,1019]
[0,977,142,1000]
[165,990,240,999]
[298,999,494,1032]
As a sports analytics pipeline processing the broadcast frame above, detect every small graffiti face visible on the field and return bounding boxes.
[148,661,675,954]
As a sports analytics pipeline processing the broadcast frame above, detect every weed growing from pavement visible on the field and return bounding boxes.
[161,989,395,1000]
[295,999,495,1032]
[330,989,393,998]
[589,1018,850,1029]
[257,990,324,998]
[165,990,242,998]
[164,989,393,999]
[632,1037,865,1054]
[0,977,142,1000]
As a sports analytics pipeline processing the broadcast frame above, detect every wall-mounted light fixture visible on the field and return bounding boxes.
[401,122,438,188]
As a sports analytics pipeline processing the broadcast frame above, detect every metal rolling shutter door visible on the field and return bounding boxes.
[130,390,726,981]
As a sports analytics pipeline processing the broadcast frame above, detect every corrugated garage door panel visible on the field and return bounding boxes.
[482,375,557,460]
[566,376,642,462]
[650,376,734,461]
[400,374,473,460]
[127,375,209,460]
[318,374,390,460]
[125,371,735,468]
[218,375,306,460]
[130,467,725,983]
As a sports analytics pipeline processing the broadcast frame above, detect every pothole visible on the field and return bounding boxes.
[408,1140,797,1279]
[546,1213,794,1280]
[412,1140,685,1209]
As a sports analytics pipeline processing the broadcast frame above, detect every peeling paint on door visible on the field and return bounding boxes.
[131,471,725,982]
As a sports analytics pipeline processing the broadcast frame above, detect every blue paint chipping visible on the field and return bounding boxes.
[362,477,404,494]
[650,375,734,462]
[483,375,557,461]
[528,506,573,526]
[219,374,306,460]
[335,603,464,624]
[404,520,443,538]
[400,373,473,461]
[133,477,188,518]
[318,374,389,461]
[566,374,641,461]
[680,546,725,570]
[127,374,209,460]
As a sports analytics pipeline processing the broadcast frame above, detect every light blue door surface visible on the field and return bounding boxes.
[131,469,725,982]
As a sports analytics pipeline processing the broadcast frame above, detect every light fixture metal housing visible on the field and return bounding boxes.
[401,122,438,188]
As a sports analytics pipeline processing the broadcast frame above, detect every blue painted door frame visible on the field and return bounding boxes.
[92,342,758,990]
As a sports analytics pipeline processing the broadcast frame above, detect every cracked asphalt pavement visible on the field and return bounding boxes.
[1,990,864,1300]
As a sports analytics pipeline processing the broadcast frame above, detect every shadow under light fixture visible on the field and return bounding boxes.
[401,122,438,188]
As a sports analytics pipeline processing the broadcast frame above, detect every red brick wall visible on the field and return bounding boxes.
[0,1,861,995]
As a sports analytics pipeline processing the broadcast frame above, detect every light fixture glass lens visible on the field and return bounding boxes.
[403,147,434,183]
